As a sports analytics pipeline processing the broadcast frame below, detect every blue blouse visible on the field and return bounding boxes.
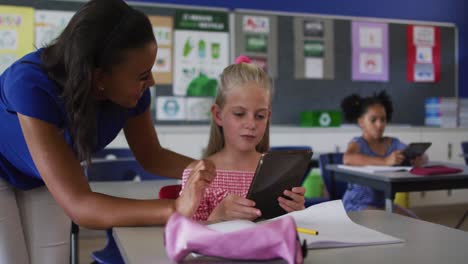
[0,49,151,190]
[342,136,406,211]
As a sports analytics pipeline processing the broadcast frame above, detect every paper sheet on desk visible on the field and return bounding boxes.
[207,200,403,249]
[338,165,412,173]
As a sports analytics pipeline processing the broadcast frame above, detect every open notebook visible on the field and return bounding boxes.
[338,164,412,173]
[207,200,403,249]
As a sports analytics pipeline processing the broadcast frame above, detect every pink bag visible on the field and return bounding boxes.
[164,212,306,264]
[410,165,463,175]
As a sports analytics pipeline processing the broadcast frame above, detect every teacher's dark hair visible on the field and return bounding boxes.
[341,91,393,123]
[41,0,155,163]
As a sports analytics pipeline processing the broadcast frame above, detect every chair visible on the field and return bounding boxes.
[159,184,182,199]
[85,159,139,264]
[303,153,347,207]
[86,159,167,182]
[318,153,347,200]
[70,149,133,264]
[92,148,165,181]
[93,148,133,160]
[89,158,168,264]
[455,142,468,229]
[72,148,166,264]
[461,142,468,165]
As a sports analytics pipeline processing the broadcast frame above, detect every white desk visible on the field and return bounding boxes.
[327,163,468,212]
[90,179,179,199]
[113,210,468,264]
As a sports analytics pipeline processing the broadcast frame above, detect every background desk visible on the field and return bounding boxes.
[113,210,468,264]
[90,179,179,199]
[327,164,468,212]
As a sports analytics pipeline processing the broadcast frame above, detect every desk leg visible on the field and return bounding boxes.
[385,198,393,213]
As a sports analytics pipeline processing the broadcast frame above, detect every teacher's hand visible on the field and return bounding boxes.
[207,194,261,222]
[175,159,216,217]
[278,186,306,212]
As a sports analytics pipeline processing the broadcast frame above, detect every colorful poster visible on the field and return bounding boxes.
[250,56,268,72]
[414,63,435,81]
[149,16,173,85]
[352,21,388,81]
[0,5,34,74]
[304,40,324,78]
[416,46,433,63]
[152,47,171,73]
[294,18,334,80]
[245,34,267,53]
[359,52,383,75]
[186,97,212,121]
[413,26,435,46]
[242,15,269,34]
[407,25,440,83]
[35,10,74,48]
[156,96,185,121]
[235,13,278,78]
[173,10,229,96]
[303,20,323,38]
[304,40,324,57]
[305,57,323,79]
[242,15,270,56]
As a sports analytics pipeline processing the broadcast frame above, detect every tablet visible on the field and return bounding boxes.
[402,142,432,160]
[246,149,313,219]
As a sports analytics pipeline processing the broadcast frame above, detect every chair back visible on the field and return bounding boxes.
[159,184,182,199]
[93,148,133,159]
[86,159,167,181]
[318,153,348,200]
[270,146,312,152]
[90,148,166,181]
[461,142,468,165]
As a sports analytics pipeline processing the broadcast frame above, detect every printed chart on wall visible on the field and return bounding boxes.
[149,15,173,85]
[243,15,269,72]
[234,13,278,78]
[407,25,440,83]
[351,21,389,82]
[156,96,186,121]
[173,9,229,97]
[35,10,74,48]
[0,5,34,74]
[293,17,334,80]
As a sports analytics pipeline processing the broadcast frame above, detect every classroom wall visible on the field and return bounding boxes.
[133,0,468,98]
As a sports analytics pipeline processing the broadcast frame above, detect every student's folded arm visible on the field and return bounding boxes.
[343,142,388,166]
[18,114,176,229]
[123,109,193,179]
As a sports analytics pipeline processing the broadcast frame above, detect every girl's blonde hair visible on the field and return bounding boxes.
[203,63,273,158]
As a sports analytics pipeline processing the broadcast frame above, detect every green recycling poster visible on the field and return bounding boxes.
[173,10,229,96]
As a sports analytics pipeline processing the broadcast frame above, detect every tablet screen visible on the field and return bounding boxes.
[401,142,431,166]
[246,149,312,219]
[403,142,431,159]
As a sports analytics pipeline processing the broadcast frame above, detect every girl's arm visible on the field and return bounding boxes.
[18,113,214,229]
[123,108,194,179]
[343,141,405,166]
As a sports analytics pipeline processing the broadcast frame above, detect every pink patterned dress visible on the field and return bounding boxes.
[181,169,255,221]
